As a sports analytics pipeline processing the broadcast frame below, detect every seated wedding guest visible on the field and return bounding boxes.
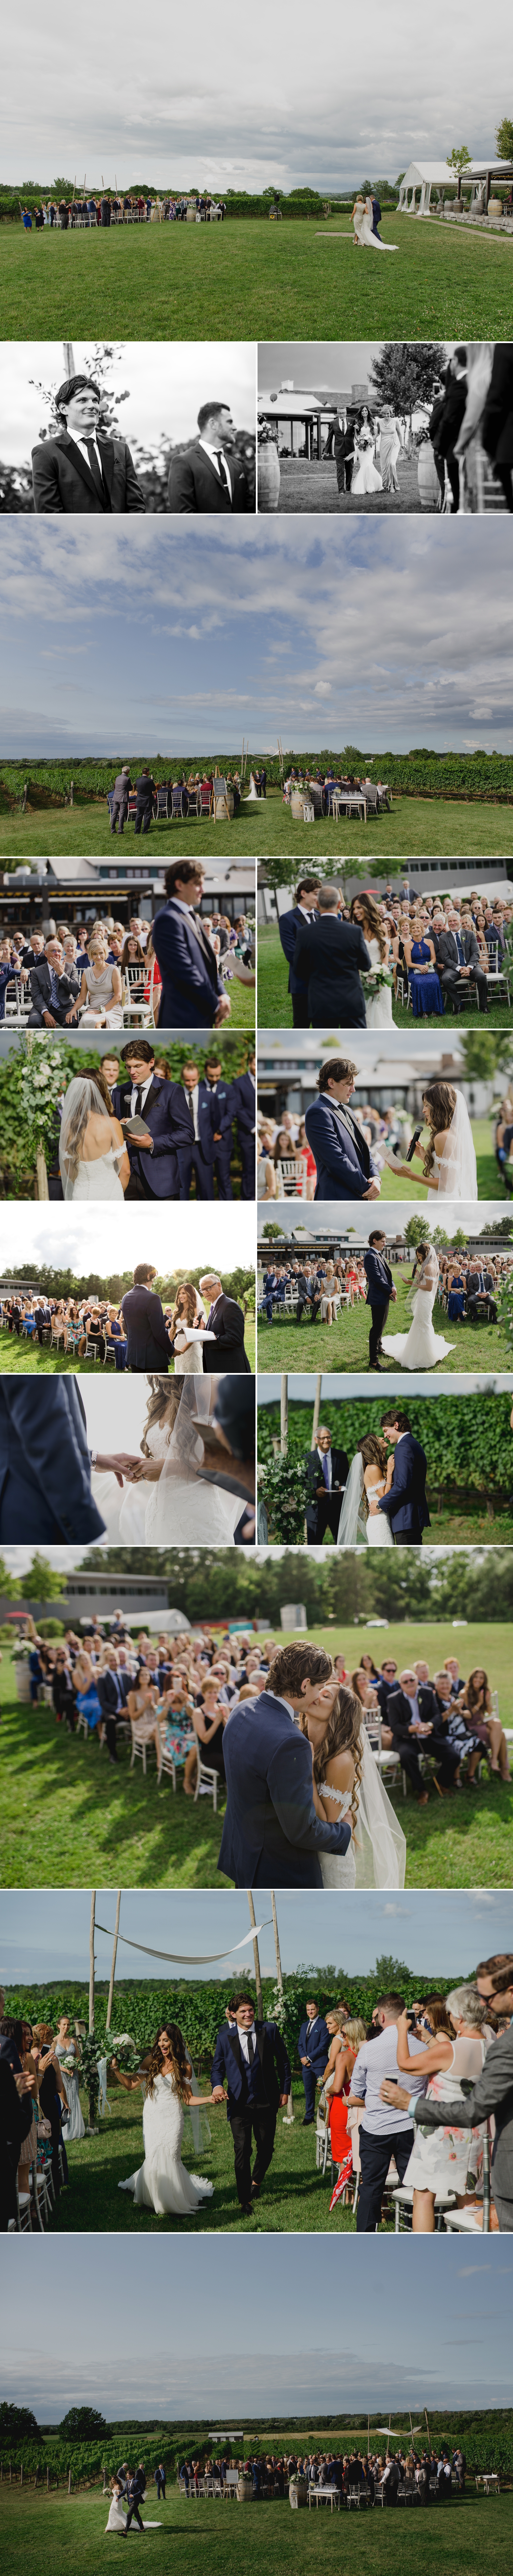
[28,937,80,1028]
[72,937,123,1028]
[105,1306,128,1369]
[385,1668,460,1801]
[32,375,146,513]
[126,1670,163,1771]
[456,1668,511,1781]
[95,1646,129,1767]
[52,1652,77,1731]
[183,1683,229,1794]
[168,402,251,512]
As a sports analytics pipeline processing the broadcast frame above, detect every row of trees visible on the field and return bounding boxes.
[2,2409,513,2478]
[3,1953,480,2072]
[2,1538,512,1623]
[0,1261,254,1306]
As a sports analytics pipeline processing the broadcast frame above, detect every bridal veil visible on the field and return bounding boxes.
[150,1379,242,1544]
[58,1075,115,1200]
[437,1091,477,1200]
[336,1454,367,1547]
[354,1729,406,1888]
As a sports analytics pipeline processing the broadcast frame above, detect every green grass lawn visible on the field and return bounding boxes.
[28,2074,361,2236]
[0,1318,256,1375]
[2,213,513,340]
[0,2482,510,2576]
[0,801,263,862]
[257,1118,507,1204]
[1,792,512,878]
[257,1271,506,1374]
[1,1627,511,1890]
[258,921,513,1030]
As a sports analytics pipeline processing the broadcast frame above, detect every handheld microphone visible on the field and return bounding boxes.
[405,1126,423,1164]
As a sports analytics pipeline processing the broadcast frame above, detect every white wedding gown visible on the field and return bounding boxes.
[105,2492,160,2532]
[319,1784,356,1887]
[71,1146,124,1201]
[93,1380,241,1545]
[353,198,398,250]
[352,433,383,495]
[382,1256,455,1369]
[118,2074,213,2216]
[364,934,393,1026]
[365,1475,394,1545]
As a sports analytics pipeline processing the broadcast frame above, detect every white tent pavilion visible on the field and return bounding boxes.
[398,162,452,214]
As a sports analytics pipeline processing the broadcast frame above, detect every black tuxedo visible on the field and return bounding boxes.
[28,958,80,1028]
[120,1285,170,1371]
[293,915,370,1026]
[210,2018,291,2208]
[32,433,145,515]
[168,441,249,513]
[333,418,354,491]
[204,1292,251,1373]
[304,1444,349,1543]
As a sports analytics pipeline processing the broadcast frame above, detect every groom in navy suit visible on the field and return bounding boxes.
[298,1999,330,2125]
[218,1643,352,1887]
[305,1057,381,1202]
[373,1409,431,1546]
[363,1230,396,1370]
[211,1992,291,2214]
[152,860,231,1028]
[111,1041,182,1199]
[0,1382,140,1542]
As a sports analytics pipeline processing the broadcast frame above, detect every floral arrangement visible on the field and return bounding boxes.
[258,1453,311,1543]
[19,1045,65,1143]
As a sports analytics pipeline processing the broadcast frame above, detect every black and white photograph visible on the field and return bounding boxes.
[258,340,513,515]
[1,343,256,515]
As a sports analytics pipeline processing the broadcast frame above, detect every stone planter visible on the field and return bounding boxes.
[258,443,281,511]
[289,2479,308,2509]
[417,442,440,509]
[15,1659,31,1701]
[237,2477,255,2503]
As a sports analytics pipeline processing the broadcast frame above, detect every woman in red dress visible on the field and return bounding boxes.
[326,2015,367,2211]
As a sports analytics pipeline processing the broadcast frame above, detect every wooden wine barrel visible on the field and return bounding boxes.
[214,791,234,822]
[417,441,440,508]
[258,444,281,511]
[15,1659,31,1701]
[289,2479,308,2509]
[237,2477,255,2503]
[290,790,306,819]
[487,197,503,219]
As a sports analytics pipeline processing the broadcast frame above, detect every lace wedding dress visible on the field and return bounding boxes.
[93,1380,242,1545]
[364,934,393,1027]
[353,197,398,249]
[118,2073,213,2217]
[71,1146,125,1201]
[336,1457,394,1547]
[319,1734,406,1888]
[382,1250,455,1369]
[352,433,383,495]
[318,1784,356,1887]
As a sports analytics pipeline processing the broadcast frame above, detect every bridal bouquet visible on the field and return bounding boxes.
[361,967,394,996]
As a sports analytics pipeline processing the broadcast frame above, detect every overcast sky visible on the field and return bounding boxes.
[1,1885,507,1985]
[0,519,511,755]
[1,344,256,470]
[2,2235,511,2416]
[258,1372,513,1400]
[1,1199,253,1278]
[4,0,509,188]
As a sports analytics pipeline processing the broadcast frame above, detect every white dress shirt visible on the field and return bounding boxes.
[316,1444,332,1490]
[237,2024,258,2064]
[198,436,232,501]
[73,431,103,470]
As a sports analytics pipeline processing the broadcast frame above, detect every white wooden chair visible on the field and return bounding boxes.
[276,1155,308,1197]
[192,1728,219,1810]
[129,1716,162,1783]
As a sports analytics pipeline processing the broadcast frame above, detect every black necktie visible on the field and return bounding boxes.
[133,1087,144,1115]
[216,452,229,493]
[85,438,106,502]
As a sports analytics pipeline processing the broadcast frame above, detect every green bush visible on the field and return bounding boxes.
[259,1391,513,1495]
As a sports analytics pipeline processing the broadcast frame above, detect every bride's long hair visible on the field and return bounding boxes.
[140,1377,183,1457]
[298,1685,364,1833]
[351,892,387,960]
[356,1434,389,1521]
[421,1082,457,1180]
[171,1282,198,1329]
[145,2023,191,2101]
[60,1069,114,1186]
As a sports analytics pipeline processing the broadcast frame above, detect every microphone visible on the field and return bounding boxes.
[404,1126,423,1164]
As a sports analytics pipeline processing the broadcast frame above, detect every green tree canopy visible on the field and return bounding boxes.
[22,1554,67,1600]
[446,145,472,170]
[495,117,513,159]
[60,2406,107,2439]
[369,343,445,411]
[0,2404,40,2439]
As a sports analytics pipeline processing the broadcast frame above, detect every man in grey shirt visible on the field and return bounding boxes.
[348,1990,428,2232]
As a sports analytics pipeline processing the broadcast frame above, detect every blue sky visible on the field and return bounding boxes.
[1,2235,511,2416]
[2,1886,509,1987]
[4,0,509,190]
[1,518,511,756]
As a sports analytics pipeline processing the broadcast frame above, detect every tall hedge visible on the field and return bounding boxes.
[258,1392,513,1496]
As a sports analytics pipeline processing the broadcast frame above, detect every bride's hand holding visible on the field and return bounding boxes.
[95,1449,146,1488]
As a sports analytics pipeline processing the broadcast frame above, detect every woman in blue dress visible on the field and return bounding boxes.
[403,916,443,1018]
[447,1268,466,1322]
[105,1307,128,1370]
[74,1649,102,1735]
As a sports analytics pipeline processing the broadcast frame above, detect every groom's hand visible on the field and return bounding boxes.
[211,2085,226,2104]
[96,1450,145,1487]
[367,1495,379,1513]
[363,1181,380,1199]
[279,2093,289,2107]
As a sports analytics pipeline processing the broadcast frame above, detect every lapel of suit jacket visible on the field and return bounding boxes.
[196,441,230,502]
[227,2028,243,2082]
[332,1102,368,1167]
[61,434,108,508]
[170,901,216,981]
[98,436,115,497]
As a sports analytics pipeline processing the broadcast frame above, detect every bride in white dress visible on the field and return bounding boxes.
[352,194,398,249]
[387,1081,477,1202]
[300,1673,406,1888]
[382,1242,456,1369]
[116,2023,216,2217]
[337,1435,394,1548]
[351,412,383,495]
[105,2480,161,2532]
[58,1074,129,1201]
[92,1378,243,1546]
[351,893,394,1027]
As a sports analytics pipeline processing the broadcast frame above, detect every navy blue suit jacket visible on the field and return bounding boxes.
[305,1097,378,1201]
[217,1689,352,1887]
[152,900,224,1027]
[0,1381,106,1543]
[377,1433,431,1537]
[120,1285,171,1370]
[230,1072,255,1137]
[210,2019,291,2113]
[363,1247,393,1306]
[111,1077,180,1198]
[298,2015,330,2074]
[279,905,315,997]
